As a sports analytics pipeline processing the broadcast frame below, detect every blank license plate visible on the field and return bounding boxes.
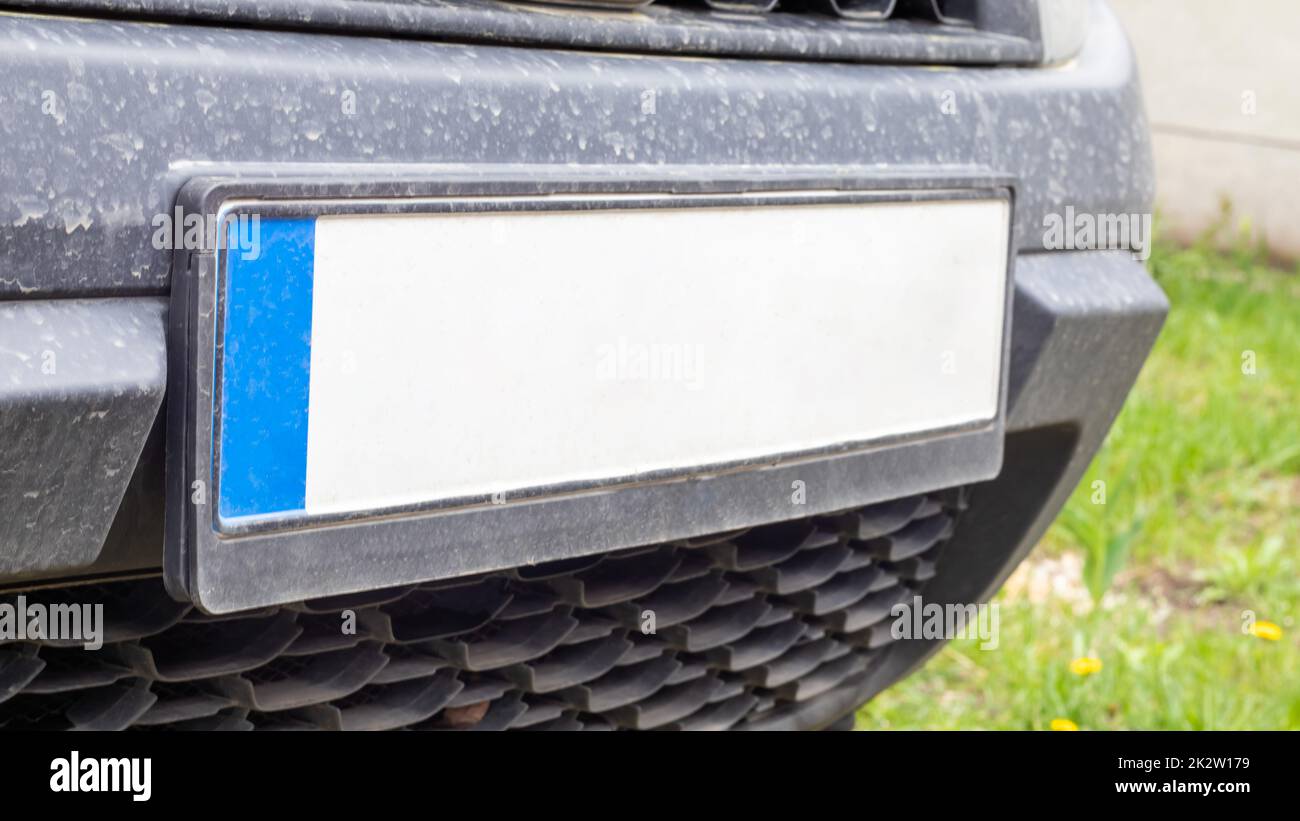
[212,192,1010,529]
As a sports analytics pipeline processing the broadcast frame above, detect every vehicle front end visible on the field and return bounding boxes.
[0,0,1165,730]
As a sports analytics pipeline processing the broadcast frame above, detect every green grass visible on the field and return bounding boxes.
[857,236,1300,730]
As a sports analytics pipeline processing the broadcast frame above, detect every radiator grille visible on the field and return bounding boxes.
[0,0,1040,66]
[576,0,976,25]
[0,489,963,731]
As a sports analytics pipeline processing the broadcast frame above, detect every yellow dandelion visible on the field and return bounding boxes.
[1069,656,1104,676]
[1050,718,1079,732]
[1251,620,1283,641]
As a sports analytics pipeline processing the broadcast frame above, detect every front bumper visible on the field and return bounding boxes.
[0,1,1166,727]
[0,0,1152,584]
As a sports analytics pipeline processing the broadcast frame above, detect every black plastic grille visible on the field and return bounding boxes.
[600,0,976,25]
[0,489,963,731]
[2,0,1040,67]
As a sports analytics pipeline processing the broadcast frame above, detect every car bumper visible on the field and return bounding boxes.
[0,0,1166,728]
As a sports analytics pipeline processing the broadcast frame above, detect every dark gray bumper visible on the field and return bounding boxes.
[0,2,1158,594]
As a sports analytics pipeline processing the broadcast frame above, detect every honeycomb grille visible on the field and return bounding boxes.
[0,489,963,731]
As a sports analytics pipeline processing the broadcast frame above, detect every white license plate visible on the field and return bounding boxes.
[213,192,1010,528]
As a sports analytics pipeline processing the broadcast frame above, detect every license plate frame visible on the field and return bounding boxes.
[165,169,1016,613]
